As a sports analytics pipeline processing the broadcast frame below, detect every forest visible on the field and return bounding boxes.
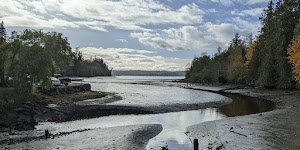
[185,0,300,89]
[58,48,111,77]
[0,24,111,91]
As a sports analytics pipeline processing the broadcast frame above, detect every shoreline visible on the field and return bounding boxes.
[0,84,231,147]
[1,124,163,150]
[1,82,299,149]
[185,85,300,150]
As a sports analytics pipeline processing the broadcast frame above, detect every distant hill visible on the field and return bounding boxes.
[111,70,185,76]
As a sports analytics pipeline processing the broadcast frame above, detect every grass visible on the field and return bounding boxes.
[1,84,106,106]
[32,86,106,105]
[40,91,106,105]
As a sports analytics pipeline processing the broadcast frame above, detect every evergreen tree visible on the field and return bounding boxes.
[272,0,299,88]
[231,33,242,46]
[227,35,247,83]
[294,19,300,39]
[0,21,6,41]
[0,21,7,87]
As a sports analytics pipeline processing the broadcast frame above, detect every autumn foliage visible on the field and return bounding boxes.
[244,40,257,68]
[287,36,300,83]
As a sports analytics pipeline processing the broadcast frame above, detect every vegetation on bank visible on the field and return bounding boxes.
[186,0,300,89]
[33,88,106,105]
[0,22,111,92]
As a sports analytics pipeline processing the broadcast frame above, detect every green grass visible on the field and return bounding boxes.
[40,91,106,105]
[1,86,106,111]
[32,86,106,105]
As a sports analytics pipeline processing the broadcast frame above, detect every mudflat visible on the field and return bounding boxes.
[187,86,300,150]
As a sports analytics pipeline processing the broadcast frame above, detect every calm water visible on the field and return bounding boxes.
[34,76,274,150]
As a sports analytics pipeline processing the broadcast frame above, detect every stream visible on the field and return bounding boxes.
[36,76,274,149]
[1,76,275,150]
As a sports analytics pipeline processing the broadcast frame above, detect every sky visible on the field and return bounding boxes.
[0,0,270,71]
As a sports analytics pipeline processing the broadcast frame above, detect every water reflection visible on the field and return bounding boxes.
[37,108,226,150]
[39,77,275,150]
[218,93,275,117]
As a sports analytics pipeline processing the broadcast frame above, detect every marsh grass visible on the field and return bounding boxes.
[32,86,106,105]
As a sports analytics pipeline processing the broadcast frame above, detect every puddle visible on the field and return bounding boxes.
[219,93,275,117]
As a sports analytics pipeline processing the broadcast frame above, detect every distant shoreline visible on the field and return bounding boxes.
[111,70,186,76]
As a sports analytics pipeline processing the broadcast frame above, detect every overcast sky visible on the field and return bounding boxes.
[1,0,269,71]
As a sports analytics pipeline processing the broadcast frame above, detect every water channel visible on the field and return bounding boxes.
[34,76,274,150]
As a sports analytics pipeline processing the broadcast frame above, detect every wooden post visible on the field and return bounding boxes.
[45,129,50,138]
[194,139,199,150]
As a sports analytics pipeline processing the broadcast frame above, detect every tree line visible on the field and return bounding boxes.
[185,0,300,89]
[61,48,111,77]
[0,22,111,92]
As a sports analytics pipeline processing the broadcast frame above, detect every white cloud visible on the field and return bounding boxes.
[131,31,186,51]
[207,8,217,13]
[205,22,240,47]
[231,17,261,35]
[210,0,268,6]
[1,15,80,29]
[231,8,264,17]
[131,23,245,51]
[246,0,269,5]
[77,47,191,71]
[116,39,128,43]
[210,0,234,6]
[0,0,205,32]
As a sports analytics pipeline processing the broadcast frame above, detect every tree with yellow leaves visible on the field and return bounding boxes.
[286,36,300,83]
[244,40,258,68]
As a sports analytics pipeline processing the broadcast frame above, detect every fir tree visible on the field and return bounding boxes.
[0,21,6,41]
[0,21,7,86]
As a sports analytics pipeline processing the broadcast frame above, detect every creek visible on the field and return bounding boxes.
[36,76,274,150]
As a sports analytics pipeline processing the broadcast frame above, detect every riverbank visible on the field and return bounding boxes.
[186,85,300,150]
[0,78,232,150]
[0,84,106,131]
[3,79,299,149]
[1,124,162,150]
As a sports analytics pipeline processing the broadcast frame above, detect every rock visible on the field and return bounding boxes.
[216,144,224,150]
[160,146,168,150]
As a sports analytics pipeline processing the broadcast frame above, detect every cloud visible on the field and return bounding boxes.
[116,39,128,43]
[210,0,268,6]
[77,47,191,71]
[231,8,264,17]
[131,23,246,51]
[131,31,184,51]
[246,0,270,5]
[0,0,205,32]
[231,17,261,35]
[205,22,240,45]
[206,8,217,13]
[210,0,234,6]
